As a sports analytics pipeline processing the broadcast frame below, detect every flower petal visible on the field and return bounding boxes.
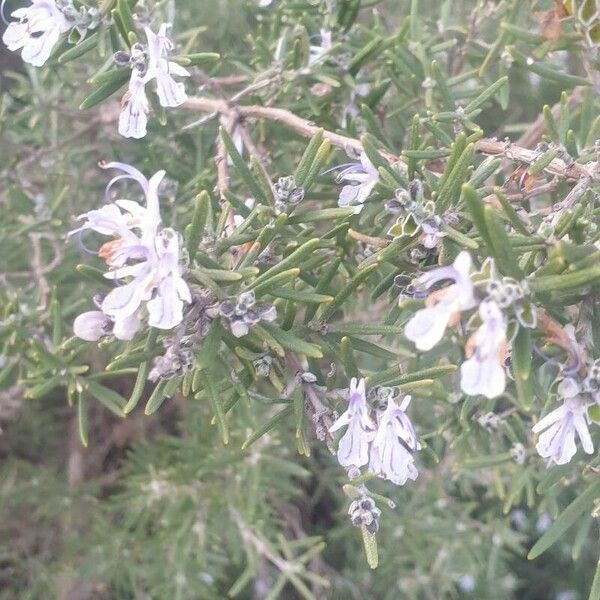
[405,301,454,351]
[73,311,110,341]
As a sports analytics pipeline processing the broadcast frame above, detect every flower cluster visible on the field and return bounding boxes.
[532,365,599,466]
[118,24,190,139]
[386,183,447,250]
[329,379,420,486]
[273,176,305,213]
[72,162,190,342]
[2,0,99,67]
[348,495,382,534]
[403,251,537,399]
[336,153,379,214]
[213,291,277,338]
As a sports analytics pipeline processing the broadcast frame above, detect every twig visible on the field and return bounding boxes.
[347,228,389,248]
[185,96,393,162]
[186,96,600,182]
[474,138,597,181]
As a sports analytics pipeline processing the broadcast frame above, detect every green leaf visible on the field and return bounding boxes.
[123,329,158,414]
[509,47,590,87]
[483,205,522,278]
[530,265,600,293]
[260,324,323,358]
[172,52,220,66]
[58,32,100,63]
[340,337,360,378]
[199,372,229,444]
[77,393,88,447]
[116,0,136,38]
[528,148,559,176]
[588,406,600,423]
[88,66,130,87]
[327,324,405,336]
[110,8,131,46]
[294,129,324,188]
[512,327,533,410]
[589,558,600,600]
[349,37,383,75]
[436,141,474,212]
[80,77,127,110]
[267,288,333,304]
[85,380,126,417]
[319,264,377,322]
[302,140,332,191]
[464,76,508,115]
[493,187,529,236]
[368,364,457,387]
[185,191,210,260]
[144,380,168,415]
[528,480,600,560]
[250,268,300,296]
[287,208,355,224]
[241,404,293,450]
[250,238,320,289]
[361,526,378,569]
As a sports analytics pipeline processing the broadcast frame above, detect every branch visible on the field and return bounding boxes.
[185,96,392,162]
[186,96,600,182]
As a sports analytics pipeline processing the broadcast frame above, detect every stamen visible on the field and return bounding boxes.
[71,230,101,256]
[0,0,10,26]
[320,162,358,176]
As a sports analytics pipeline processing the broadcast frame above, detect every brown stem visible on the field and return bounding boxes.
[186,96,600,182]
[186,96,394,163]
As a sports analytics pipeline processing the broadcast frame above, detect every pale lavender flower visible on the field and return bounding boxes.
[70,162,163,267]
[460,300,507,399]
[404,251,476,351]
[329,378,375,468]
[145,23,190,108]
[532,379,593,466]
[102,228,191,330]
[369,395,420,485]
[119,67,151,139]
[2,0,70,66]
[73,310,141,341]
[337,153,379,214]
[420,221,444,249]
[71,162,191,337]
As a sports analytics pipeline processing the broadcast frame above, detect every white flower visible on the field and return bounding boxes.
[337,153,379,214]
[405,251,476,351]
[145,23,190,108]
[71,162,191,335]
[460,300,507,399]
[233,198,255,227]
[70,163,164,266]
[532,382,594,466]
[146,229,192,329]
[2,0,71,67]
[119,67,150,139]
[73,310,141,341]
[309,29,332,66]
[328,378,375,468]
[100,232,190,332]
[369,395,420,485]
